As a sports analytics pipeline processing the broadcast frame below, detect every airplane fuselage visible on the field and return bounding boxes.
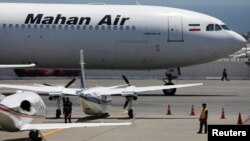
[78,87,112,115]
[0,3,245,69]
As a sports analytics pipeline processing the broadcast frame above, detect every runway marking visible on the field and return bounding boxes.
[112,110,128,115]
[42,129,64,137]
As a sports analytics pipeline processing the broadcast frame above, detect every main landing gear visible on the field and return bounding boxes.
[46,78,76,118]
[162,71,177,96]
[123,96,137,119]
[48,96,62,118]
[29,130,44,141]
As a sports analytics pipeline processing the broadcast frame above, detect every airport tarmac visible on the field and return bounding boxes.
[0,78,250,141]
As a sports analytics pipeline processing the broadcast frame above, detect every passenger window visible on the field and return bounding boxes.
[46,25,50,29]
[40,25,44,29]
[107,26,111,30]
[58,25,62,29]
[215,24,222,31]
[65,25,68,30]
[206,24,214,31]
[101,26,105,30]
[9,24,13,29]
[21,24,25,29]
[52,25,56,29]
[15,24,19,29]
[89,25,93,30]
[28,24,32,29]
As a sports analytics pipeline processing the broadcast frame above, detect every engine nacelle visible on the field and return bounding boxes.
[20,100,31,112]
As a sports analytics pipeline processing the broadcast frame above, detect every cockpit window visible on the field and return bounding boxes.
[215,24,222,31]
[221,25,230,30]
[206,24,214,31]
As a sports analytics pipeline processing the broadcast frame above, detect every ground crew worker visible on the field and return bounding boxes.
[197,103,208,134]
[63,97,72,123]
[221,68,230,81]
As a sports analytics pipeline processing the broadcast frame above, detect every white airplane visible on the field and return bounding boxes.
[0,91,131,141]
[0,3,246,95]
[0,50,203,119]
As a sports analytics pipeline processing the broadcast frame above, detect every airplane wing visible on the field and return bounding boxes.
[0,84,79,95]
[99,83,203,95]
[20,122,131,131]
[0,63,35,68]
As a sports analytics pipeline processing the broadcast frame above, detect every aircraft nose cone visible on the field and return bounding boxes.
[230,31,247,51]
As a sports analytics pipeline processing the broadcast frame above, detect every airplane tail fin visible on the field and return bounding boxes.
[80,50,86,90]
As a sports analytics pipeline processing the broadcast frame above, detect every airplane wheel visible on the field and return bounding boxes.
[56,109,61,118]
[29,130,39,141]
[128,109,133,119]
[163,82,176,96]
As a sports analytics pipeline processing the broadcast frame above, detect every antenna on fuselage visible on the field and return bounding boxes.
[80,49,86,90]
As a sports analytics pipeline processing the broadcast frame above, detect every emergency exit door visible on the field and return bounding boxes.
[168,16,183,42]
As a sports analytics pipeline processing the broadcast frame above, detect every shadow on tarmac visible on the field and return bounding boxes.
[3,138,29,141]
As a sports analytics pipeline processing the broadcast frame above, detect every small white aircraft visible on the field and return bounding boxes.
[0,50,203,119]
[0,91,131,141]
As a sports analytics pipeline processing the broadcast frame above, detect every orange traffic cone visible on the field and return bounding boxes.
[166,104,172,115]
[190,105,195,116]
[220,108,226,119]
[237,112,243,125]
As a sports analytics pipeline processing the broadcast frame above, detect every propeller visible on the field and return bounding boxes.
[123,98,130,109]
[42,78,76,88]
[65,78,76,88]
[122,75,131,86]
[122,75,132,109]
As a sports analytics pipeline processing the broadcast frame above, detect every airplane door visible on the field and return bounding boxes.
[168,16,183,42]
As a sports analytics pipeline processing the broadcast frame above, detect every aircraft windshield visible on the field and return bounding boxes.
[221,25,230,30]
[215,24,222,31]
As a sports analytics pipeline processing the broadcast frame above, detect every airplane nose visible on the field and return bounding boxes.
[230,31,246,51]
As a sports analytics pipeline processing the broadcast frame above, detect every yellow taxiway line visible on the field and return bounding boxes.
[42,129,64,137]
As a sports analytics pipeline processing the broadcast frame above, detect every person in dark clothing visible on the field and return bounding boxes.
[63,97,72,123]
[197,103,208,134]
[221,68,230,81]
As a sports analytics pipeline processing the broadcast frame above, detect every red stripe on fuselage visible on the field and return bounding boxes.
[0,105,35,118]
[189,28,201,31]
